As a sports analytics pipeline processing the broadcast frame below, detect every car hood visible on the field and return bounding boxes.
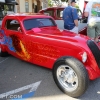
[26,27,91,52]
[30,27,90,42]
[27,27,90,48]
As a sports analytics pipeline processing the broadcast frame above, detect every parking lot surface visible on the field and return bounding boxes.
[0,55,100,100]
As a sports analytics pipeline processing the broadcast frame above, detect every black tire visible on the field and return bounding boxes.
[0,50,9,57]
[53,56,89,98]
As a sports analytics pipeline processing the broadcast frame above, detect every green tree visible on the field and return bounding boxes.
[53,0,79,7]
[48,0,53,7]
[75,3,79,9]
[61,0,68,2]
[4,5,8,15]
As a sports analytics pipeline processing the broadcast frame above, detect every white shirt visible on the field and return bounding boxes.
[85,0,100,24]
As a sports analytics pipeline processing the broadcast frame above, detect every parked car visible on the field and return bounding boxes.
[39,7,87,34]
[39,7,82,20]
[0,13,100,98]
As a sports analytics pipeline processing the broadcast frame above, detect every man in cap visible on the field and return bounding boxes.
[63,0,78,33]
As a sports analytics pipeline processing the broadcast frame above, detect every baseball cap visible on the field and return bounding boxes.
[71,0,76,3]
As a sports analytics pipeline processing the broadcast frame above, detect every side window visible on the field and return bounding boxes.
[25,0,29,13]
[57,9,63,18]
[44,10,54,17]
[5,19,20,31]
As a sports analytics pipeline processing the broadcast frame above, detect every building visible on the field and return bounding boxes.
[0,0,18,19]
[0,0,5,19]
[0,0,49,19]
[16,0,48,13]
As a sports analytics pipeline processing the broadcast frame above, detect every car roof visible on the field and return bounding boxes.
[4,13,53,21]
[41,7,65,10]
[40,6,80,11]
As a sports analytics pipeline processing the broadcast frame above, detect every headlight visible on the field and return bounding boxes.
[82,52,87,63]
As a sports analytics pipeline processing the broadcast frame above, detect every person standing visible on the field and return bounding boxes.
[84,0,100,42]
[63,0,78,34]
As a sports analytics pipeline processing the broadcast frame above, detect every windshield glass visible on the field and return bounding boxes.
[23,18,56,30]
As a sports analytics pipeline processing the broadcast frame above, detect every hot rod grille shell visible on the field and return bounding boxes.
[87,40,100,68]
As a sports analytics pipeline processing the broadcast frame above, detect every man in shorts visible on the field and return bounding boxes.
[84,0,100,42]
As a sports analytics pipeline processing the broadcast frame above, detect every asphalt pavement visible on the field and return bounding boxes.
[0,55,100,100]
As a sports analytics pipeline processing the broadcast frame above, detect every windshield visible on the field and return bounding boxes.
[23,18,56,30]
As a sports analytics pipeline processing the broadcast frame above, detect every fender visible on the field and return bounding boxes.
[53,56,100,80]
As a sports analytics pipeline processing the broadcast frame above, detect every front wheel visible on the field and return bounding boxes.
[52,57,89,97]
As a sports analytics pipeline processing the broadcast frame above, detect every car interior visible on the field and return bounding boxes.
[6,20,20,31]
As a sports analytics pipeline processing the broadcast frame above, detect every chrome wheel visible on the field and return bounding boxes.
[57,65,78,92]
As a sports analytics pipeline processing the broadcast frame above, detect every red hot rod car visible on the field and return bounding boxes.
[0,13,100,98]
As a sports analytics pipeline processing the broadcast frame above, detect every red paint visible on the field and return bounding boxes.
[0,13,100,80]
[79,27,87,35]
